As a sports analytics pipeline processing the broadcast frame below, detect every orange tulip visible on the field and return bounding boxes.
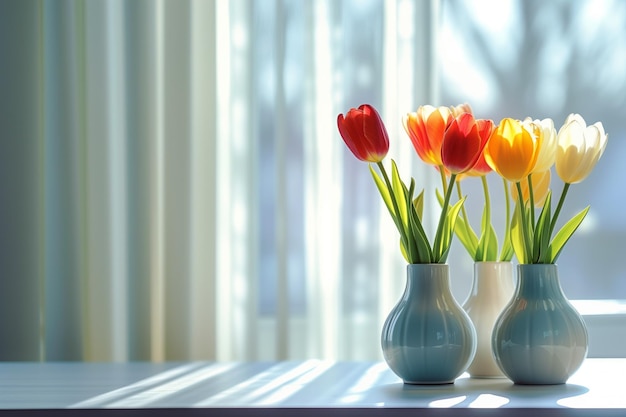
[403,105,454,167]
[337,104,389,163]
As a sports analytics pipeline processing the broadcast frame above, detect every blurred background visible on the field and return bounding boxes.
[0,0,624,362]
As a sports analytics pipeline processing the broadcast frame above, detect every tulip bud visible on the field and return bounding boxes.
[337,104,390,163]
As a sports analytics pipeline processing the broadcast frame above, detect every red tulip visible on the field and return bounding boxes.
[337,104,389,163]
[441,113,492,175]
[464,119,495,176]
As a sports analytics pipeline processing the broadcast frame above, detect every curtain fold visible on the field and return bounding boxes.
[303,0,342,360]
[0,0,44,361]
[0,0,436,362]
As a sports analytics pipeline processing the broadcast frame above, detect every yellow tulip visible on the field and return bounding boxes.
[484,118,541,183]
[511,169,551,208]
[524,117,557,173]
[556,114,608,184]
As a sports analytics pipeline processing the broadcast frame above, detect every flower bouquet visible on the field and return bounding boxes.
[337,103,608,385]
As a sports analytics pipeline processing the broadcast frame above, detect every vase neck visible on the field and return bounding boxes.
[516,264,564,299]
[405,264,451,298]
[469,261,514,298]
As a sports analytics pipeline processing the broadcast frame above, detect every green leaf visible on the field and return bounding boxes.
[523,204,533,257]
[402,179,418,263]
[437,188,479,259]
[369,164,395,218]
[476,204,499,262]
[369,163,407,248]
[533,192,552,263]
[391,160,408,229]
[405,180,432,262]
[436,197,466,263]
[499,237,515,262]
[452,214,479,259]
[399,238,410,263]
[499,205,514,262]
[548,206,590,263]
[407,194,433,262]
[409,185,432,262]
[413,190,425,220]
[477,223,499,262]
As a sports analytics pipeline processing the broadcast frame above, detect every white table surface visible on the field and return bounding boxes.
[0,358,625,416]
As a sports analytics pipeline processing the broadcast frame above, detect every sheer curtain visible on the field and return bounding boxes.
[0,0,438,362]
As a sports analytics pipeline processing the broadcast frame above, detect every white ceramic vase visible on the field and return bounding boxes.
[462,261,514,378]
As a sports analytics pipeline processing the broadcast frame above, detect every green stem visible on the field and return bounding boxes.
[456,180,472,245]
[481,175,491,228]
[480,175,491,262]
[438,165,448,195]
[516,181,533,263]
[550,182,571,236]
[434,173,458,261]
[527,174,535,228]
[501,177,511,261]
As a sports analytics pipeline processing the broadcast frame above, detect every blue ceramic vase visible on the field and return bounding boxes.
[381,264,477,384]
[492,264,588,385]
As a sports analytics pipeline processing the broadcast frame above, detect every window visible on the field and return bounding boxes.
[440,0,626,300]
[0,0,623,362]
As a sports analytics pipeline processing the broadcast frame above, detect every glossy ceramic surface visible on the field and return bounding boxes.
[381,264,477,384]
[492,264,588,385]
[463,262,515,378]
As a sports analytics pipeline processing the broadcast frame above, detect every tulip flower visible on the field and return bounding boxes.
[544,114,608,259]
[338,104,414,261]
[403,105,454,167]
[444,117,514,262]
[517,118,555,218]
[484,118,541,183]
[450,103,473,117]
[430,113,493,263]
[464,153,491,177]
[441,113,492,175]
[459,119,495,177]
[337,104,389,163]
[555,114,608,184]
[484,118,542,263]
[524,118,557,173]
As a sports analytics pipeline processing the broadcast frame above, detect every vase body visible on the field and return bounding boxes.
[462,262,514,378]
[492,264,588,385]
[381,264,476,384]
